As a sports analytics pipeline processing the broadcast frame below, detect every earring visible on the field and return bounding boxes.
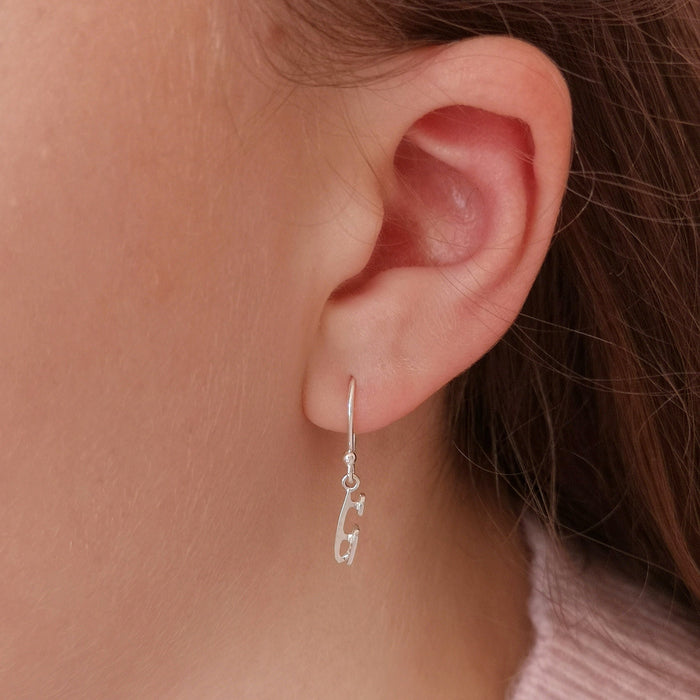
[334,377,365,565]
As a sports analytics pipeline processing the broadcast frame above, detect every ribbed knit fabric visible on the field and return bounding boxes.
[509,521,700,699]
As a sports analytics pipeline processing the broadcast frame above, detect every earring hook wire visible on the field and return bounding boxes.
[347,376,356,455]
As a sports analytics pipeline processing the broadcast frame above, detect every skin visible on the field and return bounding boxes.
[0,2,574,697]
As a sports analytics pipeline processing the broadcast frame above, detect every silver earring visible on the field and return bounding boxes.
[334,377,365,565]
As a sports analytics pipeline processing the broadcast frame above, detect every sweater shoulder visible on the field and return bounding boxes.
[510,520,700,699]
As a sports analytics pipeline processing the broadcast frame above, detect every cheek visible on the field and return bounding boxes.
[0,4,288,464]
[0,1,316,682]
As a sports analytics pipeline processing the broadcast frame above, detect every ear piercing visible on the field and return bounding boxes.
[333,377,365,565]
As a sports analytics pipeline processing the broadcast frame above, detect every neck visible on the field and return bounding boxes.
[155,394,534,699]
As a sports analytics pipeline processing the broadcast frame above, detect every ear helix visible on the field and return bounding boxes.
[304,39,572,436]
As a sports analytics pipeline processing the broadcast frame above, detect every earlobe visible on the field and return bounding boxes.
[303,38,572,434]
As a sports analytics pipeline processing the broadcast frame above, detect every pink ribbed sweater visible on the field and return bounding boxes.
[509,522,699,699]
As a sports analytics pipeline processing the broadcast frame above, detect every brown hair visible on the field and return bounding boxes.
[275,0,700,609]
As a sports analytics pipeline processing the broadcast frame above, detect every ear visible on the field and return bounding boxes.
[303,37,572,433]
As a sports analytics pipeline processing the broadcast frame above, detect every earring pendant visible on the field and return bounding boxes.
[334,377,365,565]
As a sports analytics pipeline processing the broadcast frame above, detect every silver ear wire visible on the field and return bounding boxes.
[334,377,365,565]
[347,376,356,457]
